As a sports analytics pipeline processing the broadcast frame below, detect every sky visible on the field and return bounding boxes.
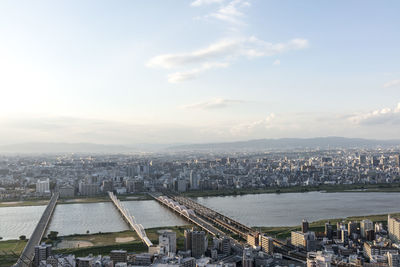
[0,0,399,145]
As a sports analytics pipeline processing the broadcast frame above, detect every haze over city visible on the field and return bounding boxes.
[1,0,400,145]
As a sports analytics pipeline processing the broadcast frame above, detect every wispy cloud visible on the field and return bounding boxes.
[148,37,308,82]
[230,113,276,135]
[181,98,245,109]
[168,62,228,83]
[383,79,400,88]
[348,102,400,125]
[191,0,225,7]
[208,0,250,25]
[147,40,237,69]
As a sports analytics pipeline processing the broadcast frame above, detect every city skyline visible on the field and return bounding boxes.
[1,0,400,145]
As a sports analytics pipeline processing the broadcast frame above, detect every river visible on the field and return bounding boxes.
[1,192,400,240]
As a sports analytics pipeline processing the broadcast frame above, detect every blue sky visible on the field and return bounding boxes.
[0,0,399,144]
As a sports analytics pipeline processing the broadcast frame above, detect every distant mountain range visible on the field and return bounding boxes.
[0,137,399,154]
[166,137,400,152]
[0,142,133,154]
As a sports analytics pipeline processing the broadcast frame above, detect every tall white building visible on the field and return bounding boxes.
[36,178,50,194]
[360,219,373,238]
[388,215,400,243]
[159,230,177,253]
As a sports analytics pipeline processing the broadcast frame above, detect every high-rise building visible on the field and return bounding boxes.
[260,234,274,255]
[360,219,373,238]
[184,229,192,251]
[36,178,50,195]
[347,221,358,239]
[324,222,333,240]
[78,182,99,196]
[388,215,400,243]
[189,171,199,190]
[395,154,400,167]
[59,186,74,198]
[372,156,380,167]
[291,231,316,251]
[341,229,349,245]
[220,237,231,255]
[159,230,177,253]
[184,229,206,258]
[359,155,367,165]
[302,219,309,233]
[34,243,52,267]
[365,229,375,241]
[247,233,259,247]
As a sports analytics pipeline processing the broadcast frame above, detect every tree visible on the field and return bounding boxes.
[47,231,58,240]
[19,235,26,241]
[86,230,90,234]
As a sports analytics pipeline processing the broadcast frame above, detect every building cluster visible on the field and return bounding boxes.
[0,149,399,200]
[34,227,298,267]
[285,216,400,267]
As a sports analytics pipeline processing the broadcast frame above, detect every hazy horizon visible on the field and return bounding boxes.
[1,0,400,145]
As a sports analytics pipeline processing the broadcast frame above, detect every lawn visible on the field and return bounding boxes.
[0,239,27,267]
[50,225,192,257]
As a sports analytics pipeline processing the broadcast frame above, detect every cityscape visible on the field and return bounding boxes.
[1,0,400,267]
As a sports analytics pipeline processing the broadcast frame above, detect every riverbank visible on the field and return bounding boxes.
[50,225,190,257]
[256,212,400,239]
[0,193,152,207]
[0,225,191,267]
[2,183,400,207]
[183,183,400,198]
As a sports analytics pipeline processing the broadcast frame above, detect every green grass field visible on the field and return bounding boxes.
[0,239,28,267]
[50,225,191,257]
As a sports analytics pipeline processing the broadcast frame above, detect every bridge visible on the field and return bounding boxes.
[153,192,307,263]
[149,193,226,237]
[15,192,59,267]
[108,192,153,247]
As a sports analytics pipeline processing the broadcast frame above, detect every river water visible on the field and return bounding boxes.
[1,192,400,240]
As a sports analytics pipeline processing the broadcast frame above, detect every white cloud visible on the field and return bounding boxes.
[273,59,281,65]
[147,40,238,69]
[167,62,229,83]
[383,79,400,88]
[209,0,250,25]
[148,37,308,82]
[230,113,276,135]
[349,102,400,125]
[191,0,225,6]
[181,98,244,109]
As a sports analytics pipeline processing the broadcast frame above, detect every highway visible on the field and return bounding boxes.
[15,192,59,267]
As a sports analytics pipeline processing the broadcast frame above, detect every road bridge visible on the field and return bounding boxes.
[15,192,59,267]
[108,192,153,247]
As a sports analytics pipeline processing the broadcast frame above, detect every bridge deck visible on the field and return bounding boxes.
[108,192,153,247]
[16,192,59,267]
